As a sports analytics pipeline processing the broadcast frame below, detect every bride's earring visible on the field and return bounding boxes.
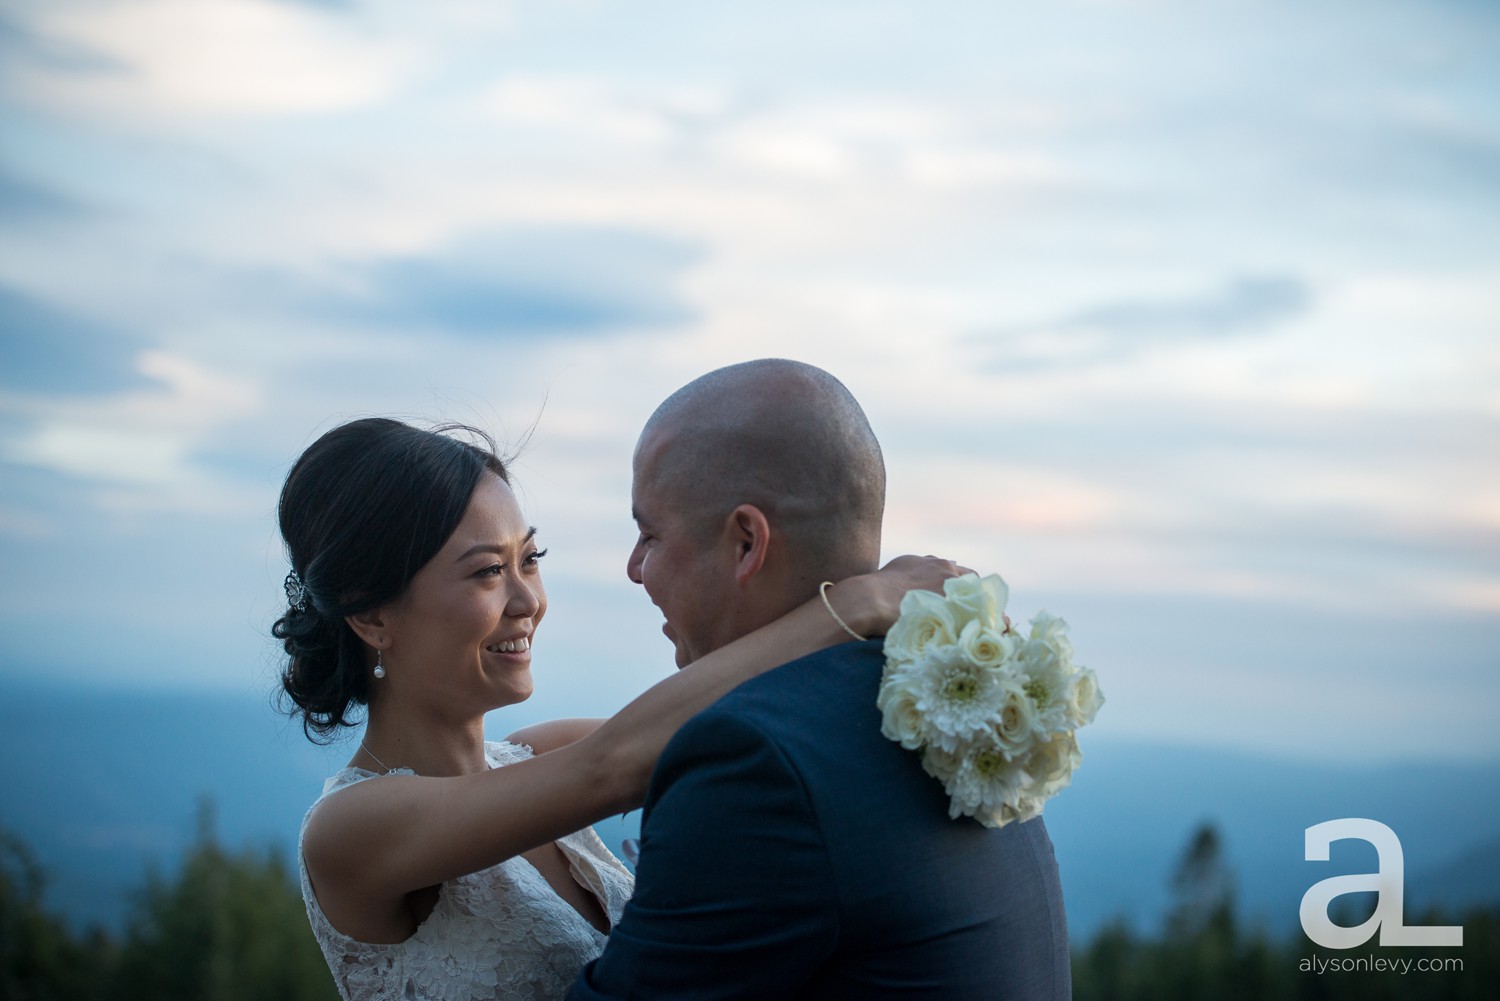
[374,649,386,679]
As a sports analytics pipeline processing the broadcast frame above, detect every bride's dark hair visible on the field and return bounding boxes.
[273,417,509,742]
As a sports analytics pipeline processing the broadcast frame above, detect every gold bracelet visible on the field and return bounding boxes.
[818,580,869,642]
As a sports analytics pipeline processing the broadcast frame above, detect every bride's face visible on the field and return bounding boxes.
[376,474,548,712]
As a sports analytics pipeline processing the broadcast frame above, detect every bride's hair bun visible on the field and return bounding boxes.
[272,417,509,741]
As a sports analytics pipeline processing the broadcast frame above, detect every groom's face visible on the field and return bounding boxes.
[627,430,739,668]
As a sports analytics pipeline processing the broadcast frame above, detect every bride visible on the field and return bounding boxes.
[273,417,960,1001]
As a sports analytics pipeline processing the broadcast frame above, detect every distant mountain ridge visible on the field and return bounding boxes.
[3,681,1498,940]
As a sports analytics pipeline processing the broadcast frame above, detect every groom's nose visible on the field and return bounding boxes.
[626,536,645,584]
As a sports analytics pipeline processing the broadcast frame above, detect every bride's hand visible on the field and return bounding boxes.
[830,554,973,638]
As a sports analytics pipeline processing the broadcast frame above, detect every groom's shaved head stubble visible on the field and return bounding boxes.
[632,359,886,616]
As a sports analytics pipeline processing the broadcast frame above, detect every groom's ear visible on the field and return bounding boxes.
[726,504,771,585]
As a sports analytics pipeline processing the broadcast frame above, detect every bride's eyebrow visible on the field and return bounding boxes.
[453,527,538,563]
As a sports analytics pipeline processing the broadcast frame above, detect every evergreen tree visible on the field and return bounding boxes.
[1166,821,1235,939]
[109,799,336,1001]
[0,828,111,1001]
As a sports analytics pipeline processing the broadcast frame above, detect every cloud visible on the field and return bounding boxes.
[9,0,414,119]
[1061,275,1311,338]
[0,164,86,222]
[271,0,356,9]
[0,7,124,74]
[1385,114,1500,198]
[872,388,1500,619]
[974,275,1314,369]
[484,75,738,146]
[314,227,702,337]
[0,285,147,393]
[0,350,262,514]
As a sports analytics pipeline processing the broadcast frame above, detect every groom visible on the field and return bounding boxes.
[569,359,1070,999]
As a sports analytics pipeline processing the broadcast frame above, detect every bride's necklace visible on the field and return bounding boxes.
[360,740,399,773]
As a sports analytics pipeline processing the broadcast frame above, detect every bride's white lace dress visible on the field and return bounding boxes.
[299,740,635,1001]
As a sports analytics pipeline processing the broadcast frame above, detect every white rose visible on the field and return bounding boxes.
[884,589,960,663]
[1009,796,1046,825]
[942,573,1009,630]
[1024,611,1074,663]
[1026,732,1081,799]
[980,795,1043,828]
[1065,665,1104,727]
[995,683,1038,753]
[920,745,963,787]
[876,665,928,750]
[959,618,1016,670]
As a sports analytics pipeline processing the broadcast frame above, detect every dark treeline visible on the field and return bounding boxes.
[2,803,336,1001]
[3,815,1495,1000]
[1074,823,1499,1001]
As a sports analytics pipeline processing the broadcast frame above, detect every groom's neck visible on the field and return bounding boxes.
[736,547,880,637]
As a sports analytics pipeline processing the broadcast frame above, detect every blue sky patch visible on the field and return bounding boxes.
[0,284,147,393]
[317,227,701,337]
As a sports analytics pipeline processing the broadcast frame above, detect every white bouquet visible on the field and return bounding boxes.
[877,574,1102,828]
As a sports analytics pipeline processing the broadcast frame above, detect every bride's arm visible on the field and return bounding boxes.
[304,556,960,916]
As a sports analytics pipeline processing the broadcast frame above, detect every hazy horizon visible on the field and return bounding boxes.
[6,676,1498,943]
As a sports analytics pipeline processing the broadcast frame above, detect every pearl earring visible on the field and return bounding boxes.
[374,649,386,680]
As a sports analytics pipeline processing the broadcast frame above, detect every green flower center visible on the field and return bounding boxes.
[1024,679,1049,705]
[973,747,1007,777]
[943,673,980,702]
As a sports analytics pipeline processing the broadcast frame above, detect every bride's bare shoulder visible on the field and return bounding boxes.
[303,773,420,867]
[504,718,607,755]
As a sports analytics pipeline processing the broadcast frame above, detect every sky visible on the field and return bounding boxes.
[1,0,1497,765]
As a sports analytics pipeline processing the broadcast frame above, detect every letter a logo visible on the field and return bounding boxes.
[1300,818,1462,948]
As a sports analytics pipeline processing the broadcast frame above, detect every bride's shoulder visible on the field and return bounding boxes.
[500,718,606,757]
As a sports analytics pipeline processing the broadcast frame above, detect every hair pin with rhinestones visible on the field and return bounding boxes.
[284,570,308,613]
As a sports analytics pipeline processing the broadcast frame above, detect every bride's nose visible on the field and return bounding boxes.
[507,576,542,617]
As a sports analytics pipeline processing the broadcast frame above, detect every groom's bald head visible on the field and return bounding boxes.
[633,359,885,582]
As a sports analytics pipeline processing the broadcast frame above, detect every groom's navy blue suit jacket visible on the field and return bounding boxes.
[569,639,1071,1000]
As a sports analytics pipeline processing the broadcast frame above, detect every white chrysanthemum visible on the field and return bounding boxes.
[884,589,960,662]
[876,664,928,750]
[941,573,1009,631]
[911,650,1008,752]
[1017,617,1076,737]
[941,735,1030,823]
[1014,676,1063,736]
